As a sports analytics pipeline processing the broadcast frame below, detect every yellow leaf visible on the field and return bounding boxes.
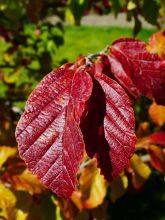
[16,209,29,220]
[65,8,75,25]
[79,159,107,209]
[149,102,165,127]
[0,183,16,220]
[83,170,106,209]
[0,146,17,168]
[110,174,128,202]
[130,154,151,189]
[127,1,137,10]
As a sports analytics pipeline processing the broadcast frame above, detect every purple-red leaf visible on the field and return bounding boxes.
[16,64,93,198]
[110,38,165,105]
[88,60,137,180]
[107,50,140,102]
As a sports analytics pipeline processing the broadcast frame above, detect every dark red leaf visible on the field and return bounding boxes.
[80,78,106,158]
[90,60,137,180]
[110,38,165,105]
[106,52,140,102]
[148,131,165,147]
[16,64,93,198]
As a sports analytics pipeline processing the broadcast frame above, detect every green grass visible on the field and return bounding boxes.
[55,26,156,65]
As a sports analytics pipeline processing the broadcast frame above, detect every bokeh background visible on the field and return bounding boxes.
[0,1,165,219]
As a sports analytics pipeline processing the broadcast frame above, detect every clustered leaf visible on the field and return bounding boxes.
[16,37,165,198]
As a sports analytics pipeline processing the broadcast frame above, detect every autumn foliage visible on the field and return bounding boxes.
[15,32,165,199]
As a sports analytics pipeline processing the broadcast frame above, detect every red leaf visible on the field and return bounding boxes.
[92,60,137,180]
[110,38,165,105]
[16,64,93,198]
[107,50,140,101]
[148,131,165,147]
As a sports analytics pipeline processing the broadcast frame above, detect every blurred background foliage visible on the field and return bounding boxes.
[0,0,165,220]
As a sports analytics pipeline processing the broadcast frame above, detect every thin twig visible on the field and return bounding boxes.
[84,45,110,67]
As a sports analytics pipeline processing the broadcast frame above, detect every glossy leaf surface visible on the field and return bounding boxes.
[111,38,165,105]
[94,60,137,180]
[15,35,165,198]
[16,64,93,198]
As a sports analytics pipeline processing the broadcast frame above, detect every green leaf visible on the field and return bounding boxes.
[0,81,7,98]
[111,0,126,17]
[0,11,14,27]
[110,174,128,202]
[15,191,32,220]
[5,0,20,10]
[13,101,25,110]
[27,194,57,220]
[66,0,88,25]
[27,60,40,71]
[133,14,142,37]
[141,0,160,25]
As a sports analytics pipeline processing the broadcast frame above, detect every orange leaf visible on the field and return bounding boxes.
[136,122,150,138]
[10,169,45,194]
[135,137,150,150]
[147,30,165,58]
[71,191,83,211]
[149,102,165,127]
[149,145,165,174]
